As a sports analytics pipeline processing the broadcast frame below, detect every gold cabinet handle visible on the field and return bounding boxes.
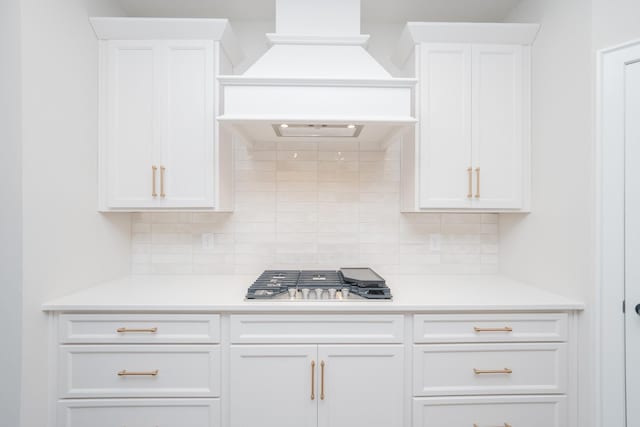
[117,369,159,377]
[152,165,158,197]
[475,167,481,198]
[116,327,158,333]
[473,424,512,427]
[473,368,512,375]
[473,327,513,333]
[467,167,473,198]
[320,360,325,400]
[160,165,166,198]
[310,360,316,400]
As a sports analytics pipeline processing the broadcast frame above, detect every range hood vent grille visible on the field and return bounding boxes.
[273,123,363,138]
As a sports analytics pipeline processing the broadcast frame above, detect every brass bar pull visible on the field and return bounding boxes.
[116,327,158,333]
[474,327,513,333]
[320,360,325,400]
[152,165,158,197]
[475,167,481,198]
[160,165,166,198]
[473,368,513,375]
[311,360,316,400]
[117,370,159,377]
[473,424,512,427]
[467,167,473,198]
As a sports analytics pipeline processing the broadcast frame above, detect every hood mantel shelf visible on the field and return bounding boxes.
[217,0,417,146]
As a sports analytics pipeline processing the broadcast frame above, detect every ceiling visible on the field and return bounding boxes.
[116,0,523,23]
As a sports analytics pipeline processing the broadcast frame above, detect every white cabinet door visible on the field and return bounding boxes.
[229,345,317,427]
[317,345,404,427]
[161,41,215,208]
[105,41,161,208]
[471,44,524,209]
[418,43,472,209]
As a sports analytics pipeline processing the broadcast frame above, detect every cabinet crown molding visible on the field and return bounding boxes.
[393,22,540,68]
[89,17,244,65]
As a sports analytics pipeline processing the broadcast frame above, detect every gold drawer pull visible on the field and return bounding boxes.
[473,368,513,375]
[116,327,158,333]
[473,424,512,427]
[160,165,166,198]
[311,360,316,400]
[473,327,513,333]
[320,360,326,400]
[117,369,159,377]
[475,167,481,198]
[467,167,473,198]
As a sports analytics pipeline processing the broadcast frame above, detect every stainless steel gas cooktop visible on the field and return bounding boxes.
[245,268,392,301]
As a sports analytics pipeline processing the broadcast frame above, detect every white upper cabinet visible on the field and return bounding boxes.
[92,18,242,211]
[396,23,539,212]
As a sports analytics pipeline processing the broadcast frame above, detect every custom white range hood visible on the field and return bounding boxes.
[217,0,417,144]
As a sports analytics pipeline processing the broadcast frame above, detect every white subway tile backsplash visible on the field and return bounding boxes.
[132,141,499,275]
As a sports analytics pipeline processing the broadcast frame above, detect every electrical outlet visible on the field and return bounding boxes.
[430,233,441,252]
[201,233,215,250]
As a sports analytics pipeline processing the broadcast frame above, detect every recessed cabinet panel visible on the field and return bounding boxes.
[59,345,221,398]
[106,42,159,208]
[162,42,215,207]
[413,395,567,427]
[472,44,523,209]
[413,343,567,396]
[58,398,220,427]
[419,44,472,209]
[317,345,404,427]
[229,346,317,427]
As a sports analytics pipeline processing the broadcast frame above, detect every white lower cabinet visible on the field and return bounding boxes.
[57,399,220,427]
[411,313,572,427]
[54,314,222,427]
[51,311,577,427]
[229,345,404,427]
[413,395,567,427]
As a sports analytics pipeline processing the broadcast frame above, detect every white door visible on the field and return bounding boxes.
[471,44,524,209]
[229,345,317,427]
[160,41,215,208]
[106,40,161,208]
[625,56,640,427]
[418,43,472,209]
[317,345,404,427]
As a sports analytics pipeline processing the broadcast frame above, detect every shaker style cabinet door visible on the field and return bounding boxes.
[418,43,473,209]
[105,41,161,209]
[160,41,215,208]
[317,345,404,427]
[229,346,318,427]
[100,40,216,210]
[471,44,524,209]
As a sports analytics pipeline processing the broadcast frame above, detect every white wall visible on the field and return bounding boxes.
[592,0,640,51]
[499,0,595,426]
[19,0,131,425]
[0,0,23,426]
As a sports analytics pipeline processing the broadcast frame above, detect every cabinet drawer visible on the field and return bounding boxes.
[58,345,220,398]
[413,343,567,396]
[413,313,568,343]
[57,398,220,427]
[230,314,404,344]
[413,395,567,427]
[59,314,220,344]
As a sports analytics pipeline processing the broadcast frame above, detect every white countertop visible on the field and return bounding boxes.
[42,274,584,312]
